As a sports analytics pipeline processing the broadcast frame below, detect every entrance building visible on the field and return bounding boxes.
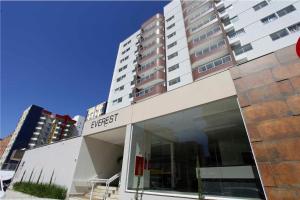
[70,70,265,200]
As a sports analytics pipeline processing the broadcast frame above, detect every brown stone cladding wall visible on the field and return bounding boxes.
[230,44,300,200]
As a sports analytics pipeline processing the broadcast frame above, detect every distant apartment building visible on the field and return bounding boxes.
[106,0,300,113]
[28,110,77,148]
[86,101,107,121]
[0,105,43,169]
[0,105,83,169]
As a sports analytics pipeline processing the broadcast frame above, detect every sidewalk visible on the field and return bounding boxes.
[2,190,58,199]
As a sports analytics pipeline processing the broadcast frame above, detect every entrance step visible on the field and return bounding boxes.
[72,186,119,200]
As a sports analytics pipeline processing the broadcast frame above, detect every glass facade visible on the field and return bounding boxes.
[127,97,265,199]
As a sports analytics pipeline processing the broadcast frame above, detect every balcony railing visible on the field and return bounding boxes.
[186,3,213,24]
[138,47,164,64]
[142,13,164,30]
[188,26,221,49]
[137,58,165,75]
[183,1,208,18]
[136,70,165,88]
[190,40,226,63]
[187,14,217,36]
[134,83,166,102]
[193,55,232,80]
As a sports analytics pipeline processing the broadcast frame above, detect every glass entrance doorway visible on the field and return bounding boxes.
[127,97,265,199]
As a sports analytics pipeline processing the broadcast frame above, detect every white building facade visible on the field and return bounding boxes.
[106,31,141,113]
[106,0,300,114]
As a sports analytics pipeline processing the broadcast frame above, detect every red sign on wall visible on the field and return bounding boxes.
[296,37,300,58]
[134,156,144,176]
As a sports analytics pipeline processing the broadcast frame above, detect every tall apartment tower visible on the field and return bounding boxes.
[106,14,167,113]
[106,31,141,113]
[164,0,235,84]
[28,110,77,148]
[134,14,167,102]
[106,0,300,113]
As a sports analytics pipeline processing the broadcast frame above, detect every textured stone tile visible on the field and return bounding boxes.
[235,69,274,92]
[257,116,300,140]
[286,95,300,115]
[290,76,300,93]
[272,162,300,187]
[243,101,290,123]
[275,44,299,65]
[266,187,299,200]
[257,163,276,187]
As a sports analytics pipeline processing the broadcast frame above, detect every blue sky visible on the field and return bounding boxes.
[1,1,168,138]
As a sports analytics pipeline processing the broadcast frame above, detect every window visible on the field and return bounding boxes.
[123,40,131,47]
[230,16,239,23]
[228,28,245,38]
[115,85,124,92]
[270,29,289,41]
[166,15,174,22]
[167,23,175,30]
[129,93,133,98]
[168,64,179,72]
[131,80,135,85]
[288,22,300,33]
[277,5,296,17]
[116,74,126,82]
[167,52,178,60]
[112,97,122,104]
[169,77,180,86]
[167,32,176,39]
[120,56,129,63]
[261,13,278,24]
[121,47,130,55]
[127,97,264,198]
[167,41,177,49]
[234,43,253,55]
[253,1,268,11]
[119,65,127,72]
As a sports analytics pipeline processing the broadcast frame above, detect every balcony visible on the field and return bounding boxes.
[134,83,166,102]
[33,132,40,135]
[185,4,214,26]
[142,13,164,30]
[40,116,46,120]
[136,70,165,89]
[36,126,42,130]
[222,21,234,32]
[138,47,165,65]
[183,1,208,18]
[188,26,222,50]
[137,58,165,75]
[38,121,44,125]
[215,0,224,10]
[218,9,229,19]
[187,14,217,37]
[193,55,233,80]
[31,137,38,141]
[190,40,227,65]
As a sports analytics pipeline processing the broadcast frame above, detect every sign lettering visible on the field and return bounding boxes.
[90,113,119,128]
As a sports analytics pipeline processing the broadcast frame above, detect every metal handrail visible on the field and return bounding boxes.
[89,172,120,200]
